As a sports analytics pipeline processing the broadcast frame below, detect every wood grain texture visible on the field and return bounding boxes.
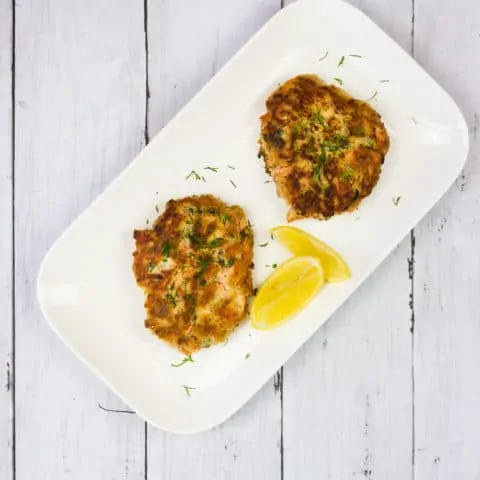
[146,1,282,479]
[14,1,147,479]
[0,1,13,479]
[413,0,480,478]
[282,1,414,479]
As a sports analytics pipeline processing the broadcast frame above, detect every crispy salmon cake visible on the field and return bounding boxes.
[259,74,390,221]
[133,195,254,355]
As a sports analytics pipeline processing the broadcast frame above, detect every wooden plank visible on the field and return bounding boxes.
[14,1,147,479]
[0,1,13,479]
[413,0,480,478]
[282,1,414,479]
[146,1,282,478]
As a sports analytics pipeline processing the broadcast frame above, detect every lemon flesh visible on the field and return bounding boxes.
[251,256,324,330]
[271,226,351,282]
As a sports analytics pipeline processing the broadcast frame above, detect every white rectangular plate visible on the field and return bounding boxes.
[38,0,469,433]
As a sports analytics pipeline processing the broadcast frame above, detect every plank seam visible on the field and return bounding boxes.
[410,2,416,477]
[10,0,16,478]
[410,3,416,477]
[143,0,150,478]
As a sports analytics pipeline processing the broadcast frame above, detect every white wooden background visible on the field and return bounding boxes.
[1,0,479,478]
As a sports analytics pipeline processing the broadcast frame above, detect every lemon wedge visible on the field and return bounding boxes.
[251,256,324,330]
[271,226,351,282]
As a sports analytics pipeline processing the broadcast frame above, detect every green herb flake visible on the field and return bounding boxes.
[184,293,196,304]
[311,110,326,126]
[364,138,375,148]
[318,51,329,61]
[393,196,402,206]
[245,353,251,360]
[267,263,278,269]
[349,54,362,58]
[155,205,159,213]
[171,355,194,368]
[365,91,378,102]
[340,166,355,183]
[185,170,202,181]
[219,213,232,224]
[161,240,172,259]
[146,219,150,225]
[259,242,269,248]
[227,165,236,170]
[207,237,224,249]
[338,55,345,67]
[333,77,343,85]
[195,254,213,279]
[230,179,237,188]
[379,79,390,83]
[182,385,196,396]
[204,166,219,173]
[264,180,272,184]
[313,164,323,184]
[165,291,177,307]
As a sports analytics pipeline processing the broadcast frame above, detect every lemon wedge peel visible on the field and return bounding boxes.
[270,226,351,282]
[250,256,324,331]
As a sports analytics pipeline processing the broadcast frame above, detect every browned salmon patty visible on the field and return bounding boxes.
[133,195,254,354]
[259,74,390,221]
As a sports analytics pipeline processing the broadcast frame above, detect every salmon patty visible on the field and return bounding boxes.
[133,195,254,354]
[259,74,390,221]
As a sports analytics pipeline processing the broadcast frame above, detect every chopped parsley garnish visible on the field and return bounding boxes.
[259,242,269,247]
[313,164,322,184]
[195,254,213,279]
[363,138,375,148]
[206,237,224,249]
[230,179,237,188]
[227,165,236,170]
[155,205,159,213]
[218,257,235,268]
[264,180,272,184]
[379,79,390,83]
[333,77,343,85]
[165,289,178,307]
[187,231,202,247]
[182,385,196,396]
[333,133,349,148]
[204,166,219,172]
[338,55,345,67]
[267,264,278,269]
[184,293,196,304]
[311,110,326,126]
[219,213,232,224]
[318,51,329,61]
[349,54,362,58]
[161,240,172,258]
[171,355,194,368]
[292,123,302,135]
[186,170,203,181]
[365,91,378,102]
[340,166,355,183]
[393,196,401,206]
[315,144,328,166]
[245,353,251,360]
[146,219,150,224]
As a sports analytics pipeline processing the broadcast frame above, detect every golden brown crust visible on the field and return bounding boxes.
[133,195,254,354]
[259,74,390,221]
